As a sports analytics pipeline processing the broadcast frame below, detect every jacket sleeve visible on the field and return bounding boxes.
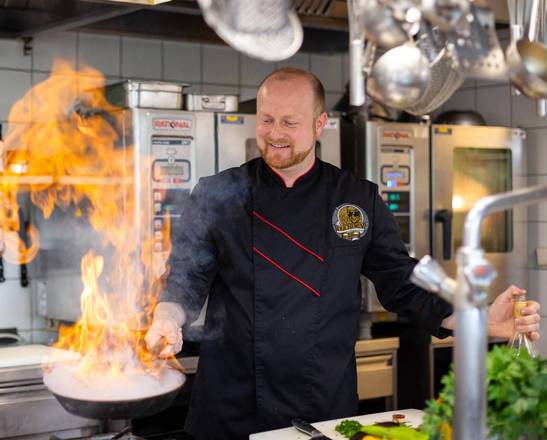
[361,184,453,338]
[161,178,218,332]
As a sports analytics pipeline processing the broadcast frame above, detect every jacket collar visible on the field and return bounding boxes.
[257,157,321,189]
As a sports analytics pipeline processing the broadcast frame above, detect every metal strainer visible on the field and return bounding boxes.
[196,0,303,61]
[404,23,464,115]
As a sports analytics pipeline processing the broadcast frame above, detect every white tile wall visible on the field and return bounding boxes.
[0,280,32,330]
[275,52,310,70]
[202,44,239,85]
[121,36,162,79]
[33,32,77,73]
[512,93,547,128]
[440,88,477,112]
[78,33,121,77]
[240,86,257,102]
[240,55,275,87]
[163,41,201,83]
[476,85,512,127]
[0,70,31,123]
[310,53,344,93]
[0,39,31,70]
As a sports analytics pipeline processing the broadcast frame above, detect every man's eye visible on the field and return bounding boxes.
[285,121,297,127]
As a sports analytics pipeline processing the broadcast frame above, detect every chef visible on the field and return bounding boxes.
[145,67,542,440]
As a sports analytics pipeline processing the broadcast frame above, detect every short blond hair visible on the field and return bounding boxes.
[258,67,326,117]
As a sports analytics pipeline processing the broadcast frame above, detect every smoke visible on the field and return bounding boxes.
[163,167,253,342]
[44,359,184,401]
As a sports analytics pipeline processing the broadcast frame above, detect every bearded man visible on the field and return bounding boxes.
[145,68,542,440]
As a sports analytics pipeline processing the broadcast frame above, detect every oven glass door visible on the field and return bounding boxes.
[452,147,513,252]
[431,125,526,300]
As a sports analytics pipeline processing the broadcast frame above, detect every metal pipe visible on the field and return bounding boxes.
[347,0,365,106]
[454,183,547,439]
[464,184,547,250]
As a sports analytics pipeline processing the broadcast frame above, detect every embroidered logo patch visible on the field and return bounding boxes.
[332,204,368,241]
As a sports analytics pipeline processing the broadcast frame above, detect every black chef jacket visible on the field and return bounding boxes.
[163,157,452,440]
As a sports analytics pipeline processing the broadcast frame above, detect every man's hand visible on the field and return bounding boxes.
[145,302,186,358]
[488,285,541,341]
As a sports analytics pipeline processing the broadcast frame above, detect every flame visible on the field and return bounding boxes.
[1,59,179,386]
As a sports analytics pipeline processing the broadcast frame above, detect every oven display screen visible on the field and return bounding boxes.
[153,159,191,183]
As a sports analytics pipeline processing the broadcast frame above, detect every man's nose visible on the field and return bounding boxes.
[268,122,284,139]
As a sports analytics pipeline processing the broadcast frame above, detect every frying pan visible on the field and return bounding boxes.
[51,384,182,420]
[46,358,185,420]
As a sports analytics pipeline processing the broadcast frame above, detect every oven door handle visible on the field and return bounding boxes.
[434,209,453,260]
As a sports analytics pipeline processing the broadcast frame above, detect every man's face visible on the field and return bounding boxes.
[256,77,326,170]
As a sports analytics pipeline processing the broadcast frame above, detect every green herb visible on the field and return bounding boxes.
[422,345,547,440]
[334,420,427,439]
[335,419,362,437]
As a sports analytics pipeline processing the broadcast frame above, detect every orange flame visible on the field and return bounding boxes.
[1,59,178,384]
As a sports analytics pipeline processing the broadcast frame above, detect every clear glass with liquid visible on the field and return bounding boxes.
[507,293,539,358]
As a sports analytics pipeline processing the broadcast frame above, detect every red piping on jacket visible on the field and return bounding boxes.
[253,246,321,297]
[252,211,324,262]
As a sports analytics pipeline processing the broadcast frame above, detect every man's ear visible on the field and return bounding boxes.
[315,112,328,137]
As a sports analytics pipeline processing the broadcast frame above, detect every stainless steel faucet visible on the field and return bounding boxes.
[411,184,547,440]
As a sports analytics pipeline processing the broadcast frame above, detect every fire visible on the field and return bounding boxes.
[1,59,179,387]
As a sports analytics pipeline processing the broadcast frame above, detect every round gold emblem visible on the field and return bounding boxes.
[332,204,368,241]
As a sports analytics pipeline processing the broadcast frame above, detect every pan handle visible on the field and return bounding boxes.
[434,209,453,261]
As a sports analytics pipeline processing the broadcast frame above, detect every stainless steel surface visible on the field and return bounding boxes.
[35,107,216,322]
[410,255,457,302]
[184,94,239,112]
[405,23,464,115]
[367,44,431,110]
[0,361,100,439]
[104,81,187,110]
[506,0,547,98]
[430,124,526,301]
[363,122,429,316]
[450,6,507,80]
[358,0,409,48]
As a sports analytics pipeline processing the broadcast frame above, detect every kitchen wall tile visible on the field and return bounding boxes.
[201,84,239,96]
[0,70,31,123]
[310,53,343,93]
[275,52,310,70]
[240,55,274,87]
[0,279,32,331]
[441,88,476,112]
[525,128,547,175]
[202,44,239,85]
[325,92,343,112]
[163,41,201,83]
[460,78,477,90]
[0,39,31,70]
[512,93,547,129]
[527,269,547,307]
[527,176,547,221]
[33,32,77,72]
[526,222,547,266]
[121,36,162,80]
[78,32,120,77]
[476,85,511,126]
[239,86,257,103]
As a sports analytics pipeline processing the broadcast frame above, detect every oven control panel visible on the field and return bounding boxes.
[379,146,413,253]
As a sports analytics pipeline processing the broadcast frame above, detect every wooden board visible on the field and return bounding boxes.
[250,409,424,440]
